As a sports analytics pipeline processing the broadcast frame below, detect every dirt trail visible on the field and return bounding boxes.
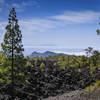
[42,88,100,100]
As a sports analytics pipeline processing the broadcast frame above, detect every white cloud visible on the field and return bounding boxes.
[17,11,100,35]
[12,3,21,9]
[1,10,100,38]
[19,18,59,33]
[0,21,7,30]
[0,10,100,51]
[12,0,39,11]
[52,11,100,24]
[0,0,39,13]
[54,50,86,56]
[0,10,100,55]
[12,2,30,9]
[1,10,100,35]
[0,21,7,42]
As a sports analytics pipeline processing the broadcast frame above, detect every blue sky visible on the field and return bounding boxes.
[0,0,100,55]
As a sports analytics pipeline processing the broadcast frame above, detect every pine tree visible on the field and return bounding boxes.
[1,8,24,58]
[1,8,24,96]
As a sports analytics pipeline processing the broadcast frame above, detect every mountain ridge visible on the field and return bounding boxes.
[30,51,68,58]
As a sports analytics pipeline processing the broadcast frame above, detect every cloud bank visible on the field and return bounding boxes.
[19,10,100,34]
[0,10,100,38]
[0,10,100,55]
[52,11,100,24]
[0,10,100,37]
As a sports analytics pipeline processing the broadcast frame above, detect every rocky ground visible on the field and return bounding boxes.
[43,88,100,100]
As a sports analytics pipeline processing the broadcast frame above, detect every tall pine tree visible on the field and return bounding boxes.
[1,8,25,86]
[1,8,24,58]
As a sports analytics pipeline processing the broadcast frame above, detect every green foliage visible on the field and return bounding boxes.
[1,8,25,84]
[1,8,24,57]
[96,29,100,35]
[0,48,100,99]
[86,80,100,93]
[93,81,100,88]
[86,86,94,93]
[0,52,11,84]
[40,62,45,68]
[27,49,100,70]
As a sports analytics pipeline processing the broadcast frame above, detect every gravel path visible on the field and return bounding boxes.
[42,88,100,100]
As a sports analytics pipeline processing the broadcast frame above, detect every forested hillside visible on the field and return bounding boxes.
[0,49,100,99]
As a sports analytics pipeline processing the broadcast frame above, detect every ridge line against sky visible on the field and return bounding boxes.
[0,0,100,55]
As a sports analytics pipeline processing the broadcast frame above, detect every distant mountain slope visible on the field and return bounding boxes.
[30,51,67,58]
